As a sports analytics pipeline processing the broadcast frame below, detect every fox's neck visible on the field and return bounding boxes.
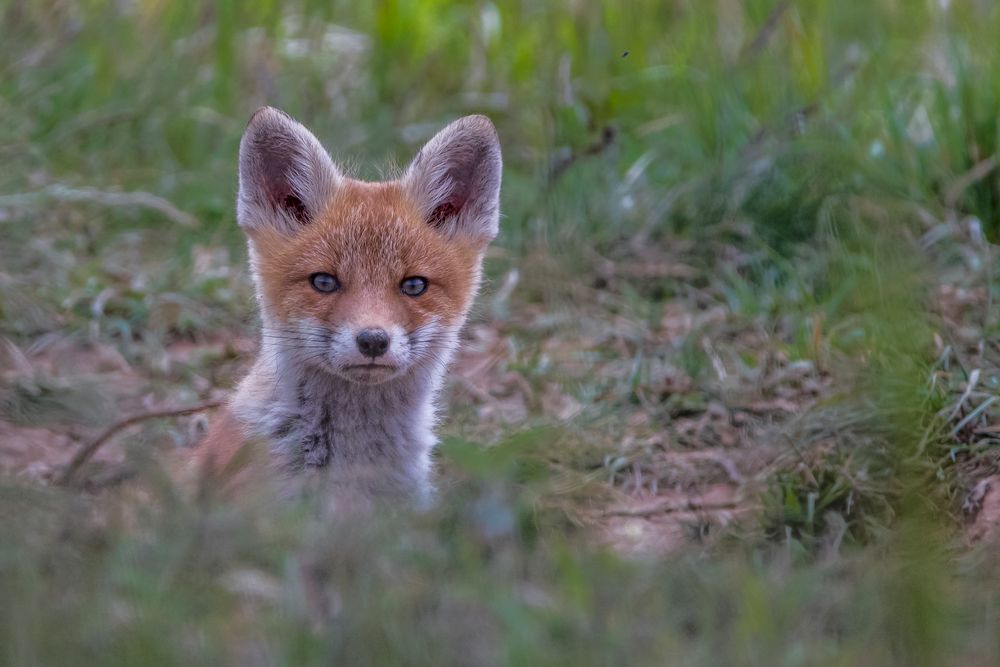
[232,339,451,502]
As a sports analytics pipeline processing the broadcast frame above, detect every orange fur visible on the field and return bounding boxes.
[176,109,501,501]
[251,180,483,331]
[190,406,247,471]
[184,181,486,482]
[173,407,267,494]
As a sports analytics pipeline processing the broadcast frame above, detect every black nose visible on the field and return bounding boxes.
[356,328,390,358]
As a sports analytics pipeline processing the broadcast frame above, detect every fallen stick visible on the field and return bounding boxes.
[601,498,752,518]
[0,185,197,226]
[56,401,222,487]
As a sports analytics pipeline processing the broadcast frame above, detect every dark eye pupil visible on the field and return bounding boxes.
[310,273,339,293]
[401,277,427,296]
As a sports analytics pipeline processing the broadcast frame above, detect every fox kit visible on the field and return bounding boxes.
[193,107,502,506]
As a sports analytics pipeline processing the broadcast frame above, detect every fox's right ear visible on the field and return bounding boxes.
[403,115,502,243]
[237,107,340,234]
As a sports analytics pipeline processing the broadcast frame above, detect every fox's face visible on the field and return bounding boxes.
[248,184,485,384]
[237,109,501,385]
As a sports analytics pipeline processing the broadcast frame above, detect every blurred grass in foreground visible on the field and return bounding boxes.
[0,434,989,666]
[2,0,1000,664]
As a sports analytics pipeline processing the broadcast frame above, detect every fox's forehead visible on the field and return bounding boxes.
[252,179,478,279]
[321,180,415,226]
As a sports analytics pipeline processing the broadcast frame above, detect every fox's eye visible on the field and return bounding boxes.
[400,276,428,297]
[309,273,340,293]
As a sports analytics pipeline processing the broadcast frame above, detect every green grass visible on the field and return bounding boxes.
[2,0,1000,664]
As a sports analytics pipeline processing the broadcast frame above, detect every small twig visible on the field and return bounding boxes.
[601,499,744,518]
[740,0,791,61]
[945,368,980,423]
[701,336,728,382]
[951,396,998,438]
[944,155,998,208]
[56,401,222,487]
[0,184,197,226]
[548,125,617,184]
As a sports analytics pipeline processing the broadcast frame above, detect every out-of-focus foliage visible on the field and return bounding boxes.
[2,0,1000,664]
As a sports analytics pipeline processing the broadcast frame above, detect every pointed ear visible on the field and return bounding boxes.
[403,115,502,242]
[237,107,340,234]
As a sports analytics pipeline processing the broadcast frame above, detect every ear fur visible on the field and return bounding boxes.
[403,115,502,242]
[237,107,340,234]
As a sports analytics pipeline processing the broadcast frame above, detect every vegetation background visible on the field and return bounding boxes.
[2,0,1000,664]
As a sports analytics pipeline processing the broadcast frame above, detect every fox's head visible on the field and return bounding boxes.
[237,107,501,385]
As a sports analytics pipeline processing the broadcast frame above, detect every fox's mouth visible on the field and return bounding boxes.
[343,363,397,371]
[338,363,401,384]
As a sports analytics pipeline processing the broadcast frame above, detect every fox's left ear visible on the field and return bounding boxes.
[404,115,502,243]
